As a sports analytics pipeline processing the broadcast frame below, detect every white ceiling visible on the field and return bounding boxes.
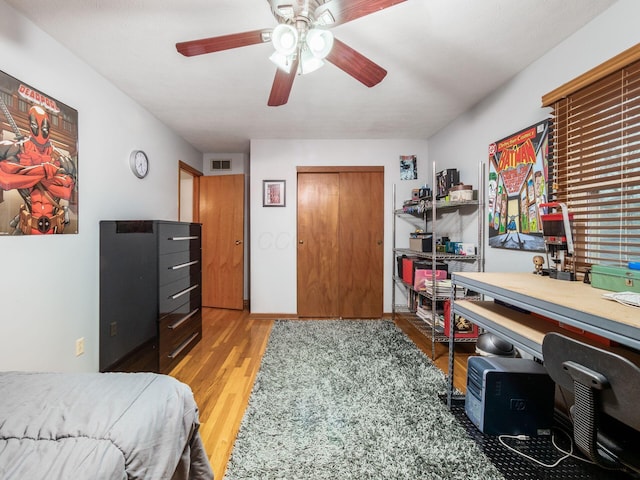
[5,0,616,154]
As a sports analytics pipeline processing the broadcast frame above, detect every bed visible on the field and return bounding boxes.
[0,371,213,480]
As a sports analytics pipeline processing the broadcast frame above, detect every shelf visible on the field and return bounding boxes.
[446,272,640,408]
[408,316,479,344]
[393,275,464,301]
[392,162,485,359]
[394,248,480,261]
[397,199,480,216]
[452,272,640,352]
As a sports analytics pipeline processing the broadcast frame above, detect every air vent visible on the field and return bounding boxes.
[211,159,231,171]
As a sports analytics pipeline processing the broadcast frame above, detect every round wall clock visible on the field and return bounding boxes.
[129,150,149,178]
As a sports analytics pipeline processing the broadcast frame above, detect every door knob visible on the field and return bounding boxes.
[377,240,383,245]
[299,240,304,244]
[235,240,242,245]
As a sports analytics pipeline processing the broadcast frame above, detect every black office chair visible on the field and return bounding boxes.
[542,332,640,476]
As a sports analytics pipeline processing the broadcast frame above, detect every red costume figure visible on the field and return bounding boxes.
[0,105,75,234]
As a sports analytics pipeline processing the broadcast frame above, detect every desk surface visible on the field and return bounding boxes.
[452,271,640,350]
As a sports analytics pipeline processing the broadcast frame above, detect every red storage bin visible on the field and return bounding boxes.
[444,299,479,338]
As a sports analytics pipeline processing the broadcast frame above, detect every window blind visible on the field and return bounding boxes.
[545,48,640,272]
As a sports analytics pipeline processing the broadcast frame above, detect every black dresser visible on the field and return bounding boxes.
[99,220,202,373]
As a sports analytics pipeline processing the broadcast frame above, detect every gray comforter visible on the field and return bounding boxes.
[0,371,213,480]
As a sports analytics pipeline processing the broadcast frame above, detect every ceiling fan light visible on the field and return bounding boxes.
[299,50,325,75]
[269,51,294,73]
[305,28,333,59]
[272,24,298,55]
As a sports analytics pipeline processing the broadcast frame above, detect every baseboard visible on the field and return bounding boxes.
[248,313,299,320]
[248,313,393,320]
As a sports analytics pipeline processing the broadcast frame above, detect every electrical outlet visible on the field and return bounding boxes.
[110,321,117,336]
[75,337,85,356]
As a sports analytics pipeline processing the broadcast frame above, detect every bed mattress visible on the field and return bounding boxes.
[0,371,213,480]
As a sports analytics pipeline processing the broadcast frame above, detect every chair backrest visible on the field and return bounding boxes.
[542,332,640,470]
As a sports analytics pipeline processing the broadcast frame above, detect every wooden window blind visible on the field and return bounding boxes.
[543,44,640,272]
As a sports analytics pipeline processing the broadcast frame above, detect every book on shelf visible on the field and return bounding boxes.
[416,309,444,333]
[416,306,444,328]
[423,281,468,299]
[424,279,452,296]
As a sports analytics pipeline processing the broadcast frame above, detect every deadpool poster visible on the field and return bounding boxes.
[488,120,550,251]
[0,70,78,236]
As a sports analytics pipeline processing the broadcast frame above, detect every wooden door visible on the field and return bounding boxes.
[338,171,384,318]
[297,172,340,317]
[199,174,244,309]
[297,168,384,318]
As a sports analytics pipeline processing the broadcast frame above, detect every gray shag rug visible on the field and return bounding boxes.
[223,320,504,480]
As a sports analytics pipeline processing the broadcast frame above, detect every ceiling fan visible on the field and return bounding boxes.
[176,0,407,106]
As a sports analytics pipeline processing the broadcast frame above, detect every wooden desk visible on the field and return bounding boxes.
[446,272,640,406]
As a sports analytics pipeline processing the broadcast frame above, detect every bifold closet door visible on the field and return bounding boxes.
[297,168,383,318]
[338,171,384,318]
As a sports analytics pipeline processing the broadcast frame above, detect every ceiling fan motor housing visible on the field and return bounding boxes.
[270,1,327,25]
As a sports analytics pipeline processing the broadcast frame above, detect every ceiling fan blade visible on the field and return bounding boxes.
[314,0,407,27]
[326,38,387,87]
[176,29,270,57]
[268,58,299,107]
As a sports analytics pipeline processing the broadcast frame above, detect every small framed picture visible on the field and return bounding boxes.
[263,180,286,207]
[400,155,417,180]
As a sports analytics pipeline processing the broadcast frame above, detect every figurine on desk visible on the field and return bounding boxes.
[533,255,545,275]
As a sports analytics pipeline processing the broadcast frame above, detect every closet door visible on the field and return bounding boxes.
[297,172,340,317]
[338,171,384,318]
[297,167,384,318]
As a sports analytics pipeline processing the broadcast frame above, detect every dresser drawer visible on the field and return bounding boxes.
[159,277,201,317]
[159,249,201,285]
[158,295,202,321]
[158,223,201,255]
[159,307,202,373]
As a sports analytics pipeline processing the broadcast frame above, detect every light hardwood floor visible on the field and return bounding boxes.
[170,308,474,480]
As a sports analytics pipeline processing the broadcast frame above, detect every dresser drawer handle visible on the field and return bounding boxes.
[168,236,199,241]
[167,332,199,359]
[168,308,200,330]
[170,260,199,270]
[170,284,199,300]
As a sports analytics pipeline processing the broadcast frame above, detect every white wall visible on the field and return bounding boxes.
[250,139,429,315]
[0,1,203,372]
[429,0,640,273]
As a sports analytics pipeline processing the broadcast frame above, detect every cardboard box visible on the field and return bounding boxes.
[591,264,640,293]
[409,236,433,252]
[445,241,460,254]
[455,243,476,256]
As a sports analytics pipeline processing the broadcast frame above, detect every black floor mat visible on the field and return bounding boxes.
[445,397,637,480]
